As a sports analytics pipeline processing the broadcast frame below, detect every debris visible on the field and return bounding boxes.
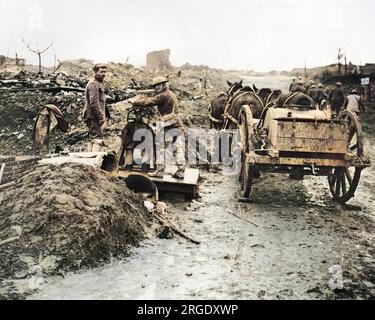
[152,211,200,245]
[227,209,259,227]
[157,226,174,240]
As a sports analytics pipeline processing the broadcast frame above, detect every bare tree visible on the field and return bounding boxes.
[23,39,53,74]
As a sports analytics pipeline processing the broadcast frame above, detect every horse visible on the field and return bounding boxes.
[265,89,283,106]
[208,93,227,129]
[252,85,283,107]
[208,80,244,129]
[222,85,264,129]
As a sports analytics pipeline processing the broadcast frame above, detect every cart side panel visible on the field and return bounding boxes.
[273,120,348,153]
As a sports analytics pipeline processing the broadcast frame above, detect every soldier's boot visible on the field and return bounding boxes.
[172,165,185,179]
[148,164,166,178]
[87,141,93,152]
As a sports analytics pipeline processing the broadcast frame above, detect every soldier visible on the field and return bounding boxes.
[316,83,328,107]
[328,82,345,116]
[307,84,319,107]
[84,63,108,152]
[130,76,185,179]
[291,77,306,93]
[343,89,365,115]
[306,80,315,91]
[289,78,296,92]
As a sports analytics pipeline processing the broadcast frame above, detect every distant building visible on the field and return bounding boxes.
[146,49,173,71]
[360,63,375,75]
[0,55,25,66]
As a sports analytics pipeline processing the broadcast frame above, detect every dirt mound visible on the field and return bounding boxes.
[0,163,151,299]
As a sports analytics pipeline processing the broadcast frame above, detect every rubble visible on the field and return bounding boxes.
[0,60,230,156]
[0,163,151,299]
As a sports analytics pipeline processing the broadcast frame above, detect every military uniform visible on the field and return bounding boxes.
[328,85,345,115]
[291,83,307,94]
[344,92,363,114]
[132,84,185,177]
[84,78,106,140]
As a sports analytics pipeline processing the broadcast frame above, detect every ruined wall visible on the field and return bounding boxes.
[0,155,41,186]
[0,55,25,67]
[146,49,173,71]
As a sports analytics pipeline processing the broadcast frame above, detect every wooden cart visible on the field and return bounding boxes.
[238,103,371,203]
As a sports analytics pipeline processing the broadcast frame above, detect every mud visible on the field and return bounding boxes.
[2,72,374,300]
[0,163,152,299]
[29,115,375,300]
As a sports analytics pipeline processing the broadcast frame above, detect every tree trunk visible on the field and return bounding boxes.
[38,53,42,74]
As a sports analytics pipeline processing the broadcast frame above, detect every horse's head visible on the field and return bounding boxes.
[226,80,243,96]
[258,88,272,103]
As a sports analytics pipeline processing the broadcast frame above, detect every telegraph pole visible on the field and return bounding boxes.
[337,48,343,76]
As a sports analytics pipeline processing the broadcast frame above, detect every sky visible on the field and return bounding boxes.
[0,0,374,71]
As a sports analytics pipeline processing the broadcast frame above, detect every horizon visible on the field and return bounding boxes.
[1,0,374,72]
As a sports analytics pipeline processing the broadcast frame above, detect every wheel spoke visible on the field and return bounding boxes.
[331,172,337,188]
[335,171,341,196]
[341,174,347,196]
[345,168,353,186]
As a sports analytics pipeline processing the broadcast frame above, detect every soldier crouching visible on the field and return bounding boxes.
[130,76,185,179]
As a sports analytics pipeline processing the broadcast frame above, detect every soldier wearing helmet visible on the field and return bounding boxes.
[306,79,315,91]
[291,77,306,93]
[343,89,365,115]
[307,84,319,106]
[316,83,328,107]
[328,82,345,116]
[130,76,185,178]
[289,77,296,92]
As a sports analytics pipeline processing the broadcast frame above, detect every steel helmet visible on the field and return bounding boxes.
[152,76,168,86]
[318,83,324,88]
[336,82,342,86]
[351,89,358,94]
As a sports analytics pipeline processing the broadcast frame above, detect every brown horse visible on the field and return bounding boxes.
[265,89,283,106]
[208,80,244,129]
[222,86,264,129]
[208,93,227,129]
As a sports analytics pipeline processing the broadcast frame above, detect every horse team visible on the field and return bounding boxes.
[209,80,284,129]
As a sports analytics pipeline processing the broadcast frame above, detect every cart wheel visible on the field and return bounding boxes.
[328,111,363,202]
[238,105,254,154]
[240,161,253,198]
[238,106,253,183]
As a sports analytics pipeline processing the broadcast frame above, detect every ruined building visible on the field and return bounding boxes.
[0,55,25,67]
[146,49,173,71]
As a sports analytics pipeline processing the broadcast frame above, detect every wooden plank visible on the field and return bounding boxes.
[246,153,369,168]
[0,163,5,185]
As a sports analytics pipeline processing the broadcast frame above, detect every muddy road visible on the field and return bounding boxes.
[28,77,375,300]
[30,132,375,300]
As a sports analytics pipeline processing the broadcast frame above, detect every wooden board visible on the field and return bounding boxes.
[275,120,348,154]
